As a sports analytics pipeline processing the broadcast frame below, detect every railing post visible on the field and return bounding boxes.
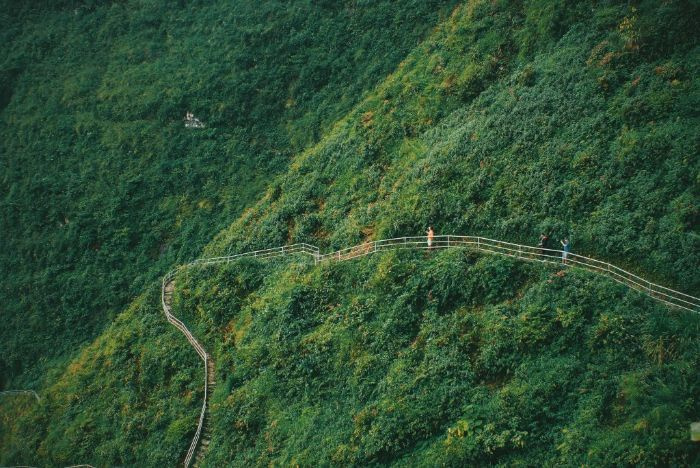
[447,235,451,248]
[477,237,480,250]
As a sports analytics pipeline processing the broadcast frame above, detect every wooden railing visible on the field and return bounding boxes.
[161,244,319,466]
[315,235,698,312]
[162,234,698,465]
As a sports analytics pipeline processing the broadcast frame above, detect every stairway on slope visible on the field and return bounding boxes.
[164,280,216,468]
[193,357,216,468]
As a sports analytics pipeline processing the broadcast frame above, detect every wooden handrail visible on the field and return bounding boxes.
[163,234,698,466]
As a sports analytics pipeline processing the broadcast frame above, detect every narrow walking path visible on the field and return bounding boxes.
[193,357,216,468]
[162,234,699,467]
[162,279,212,467]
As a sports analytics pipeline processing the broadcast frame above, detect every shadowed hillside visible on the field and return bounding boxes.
[0,0,458,386]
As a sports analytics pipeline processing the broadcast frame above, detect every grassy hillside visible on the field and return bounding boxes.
[3,250,698,466]
[1,286,202,466]
[175,250,699,466]
[0,0,457,386]
[208,0,699,294]
[2,0,699,466]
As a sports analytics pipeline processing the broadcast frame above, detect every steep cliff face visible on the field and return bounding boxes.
[1,0,699,466]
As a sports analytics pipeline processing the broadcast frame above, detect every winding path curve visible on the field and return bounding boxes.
[162,234,699,467]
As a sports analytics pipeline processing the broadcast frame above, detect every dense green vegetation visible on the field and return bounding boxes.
[209,0,700,294]
[172,250,699,466]
[0,0,457,386]
[3,250,698,465]
[2,0,699,466]
[0,286,202,466]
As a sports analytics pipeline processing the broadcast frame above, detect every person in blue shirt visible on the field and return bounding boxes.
[560,238,570,264]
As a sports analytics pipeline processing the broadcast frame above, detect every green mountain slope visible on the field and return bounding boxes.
[0,0,457,385]
[4,250,698,466]
[1,286,201,466]
[2,0,699,466]
[207,0,699,291]
[176,250,699,466]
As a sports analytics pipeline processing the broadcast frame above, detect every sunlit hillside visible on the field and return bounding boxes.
[1,1,698,466]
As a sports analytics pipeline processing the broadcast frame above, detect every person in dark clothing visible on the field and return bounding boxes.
[538,233,549,258]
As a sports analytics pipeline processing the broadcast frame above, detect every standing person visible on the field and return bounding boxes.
[538,233,549,258]
[426,226,435,249]
[560,238,570,265]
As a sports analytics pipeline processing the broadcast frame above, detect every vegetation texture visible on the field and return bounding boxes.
[1,0,699,466]
[0,0,457,385]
